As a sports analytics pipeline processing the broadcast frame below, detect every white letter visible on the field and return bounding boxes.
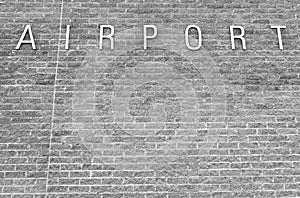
[144,25,157,50]
[185,25,202,50]
[16,25,36,50]
[65,25,70,50]
[270,25,286,50]
[100,25,114,50]
[230,26,246,50]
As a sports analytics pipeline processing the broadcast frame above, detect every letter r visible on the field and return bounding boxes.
[230,26,246,50]
[100,25,114,50]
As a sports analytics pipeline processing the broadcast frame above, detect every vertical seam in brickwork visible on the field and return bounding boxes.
[46,0,64,194]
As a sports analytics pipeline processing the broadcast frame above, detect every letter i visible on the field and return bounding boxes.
[65,25,70,50]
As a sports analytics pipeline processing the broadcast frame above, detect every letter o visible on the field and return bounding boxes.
[185,25,202,50]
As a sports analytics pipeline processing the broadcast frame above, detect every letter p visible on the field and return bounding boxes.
[144,25,157,50]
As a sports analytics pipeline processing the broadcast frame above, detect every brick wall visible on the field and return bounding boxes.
[0,0,300,197]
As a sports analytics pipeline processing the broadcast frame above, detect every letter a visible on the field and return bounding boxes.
[16,25,36,50]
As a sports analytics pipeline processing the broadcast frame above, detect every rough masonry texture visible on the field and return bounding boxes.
[0,0,300,197]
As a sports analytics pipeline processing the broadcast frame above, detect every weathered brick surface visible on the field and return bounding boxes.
[0,0,62,197]
[1,0,300,197]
